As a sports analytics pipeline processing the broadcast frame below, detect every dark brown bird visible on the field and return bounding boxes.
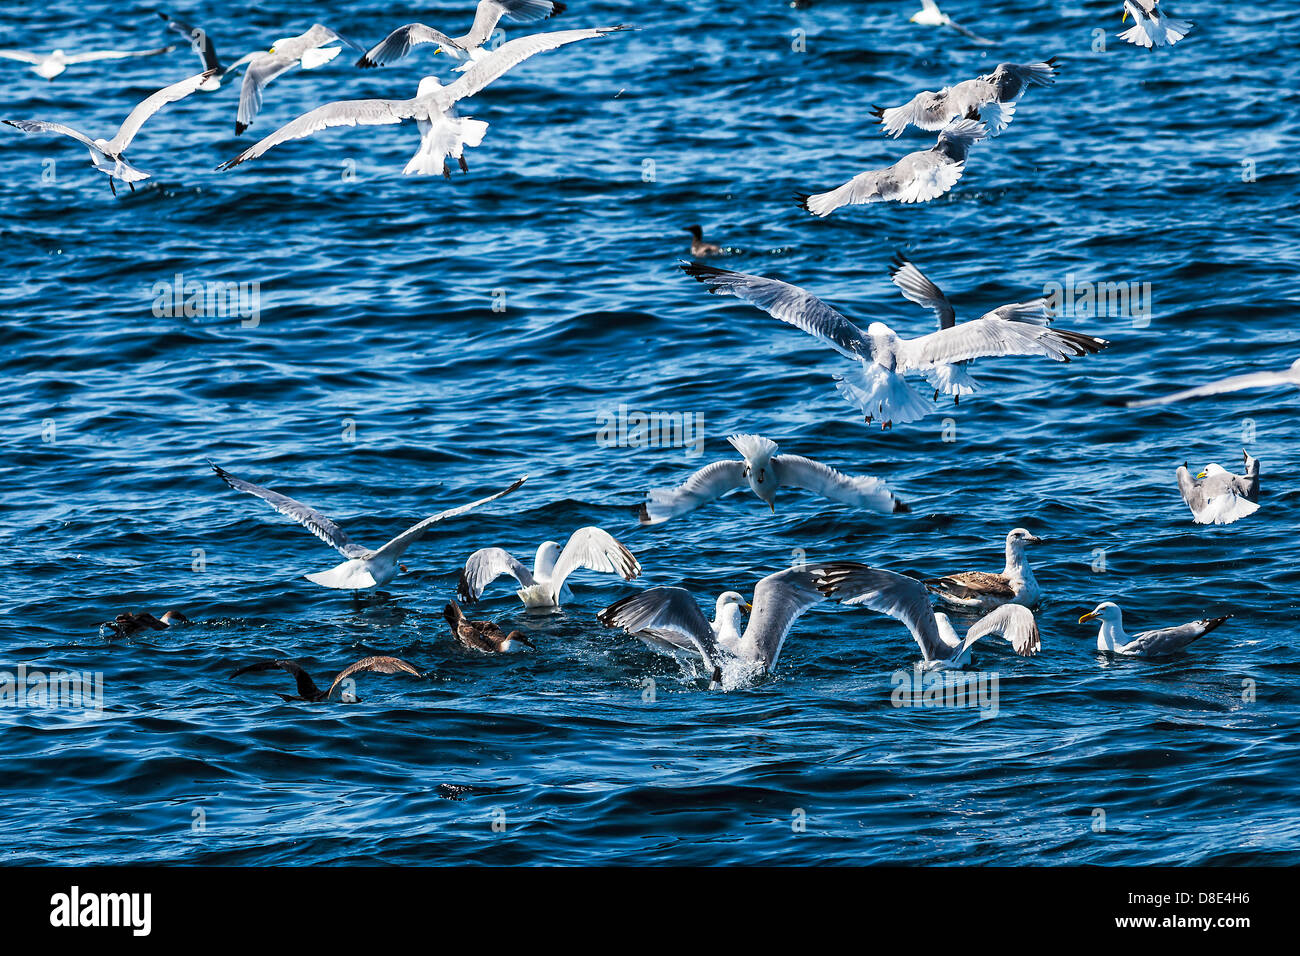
[444,600,535,653]
[106,609,190,639]
[229,655,422,702]
[684,224,723,257]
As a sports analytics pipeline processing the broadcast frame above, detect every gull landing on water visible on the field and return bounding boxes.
[1177,451,1260,525]
[210,462,526,590]
[1119,1,1193,49]
[639,433,906,525]
[925,529,1043,612]
[230,656,422,702]
[909,0,993,45]
[457,527,641,609]
[1079,602,1228,657]
[0,44,174,80]
[4,69,216,194]
[357,0,567,71]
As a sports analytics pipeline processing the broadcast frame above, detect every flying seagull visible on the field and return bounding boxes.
[680,262,1109,429]
[639,432,906,525]
[818,562,1042,668]
[357,0,566,70]
[873,60,1059,138]
[156,9,256,90]
[0,44,174,81]
[1177,451,1260,525]
[4,68,216,194]
[925,528,1043,612]
[230,656,422,702]
[889,253,1055,402]
[685,224,723,257]
[210,461,526,590]
[444,600,535,652]
[218,27,626,177]
[798,118,986,217]
[1127,358,1300,408]
[235,24,363,134]
[1119,1,1193,49]
[597,568,828,684]
[457,527,641,609]
[1079,602,1227,657]
[908,0,993,45]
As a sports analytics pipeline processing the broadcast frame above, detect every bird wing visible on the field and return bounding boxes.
[4,119,100,153]
[597,587,726,671]
[898,317,1108,370]
[889,254,956,329]
[327,655,421,698]
[742,568,826,669]
[926,570,1014,600]
[640,459,747,524]
[977,299,1055,325]
[371,476,528,560]
[962,603,1040,657]
[549,527,641,595]
[356,24,464,68]
[210,461,367,559]
[230,659,321,699]
[772,455,904,514]
[235,53,299,133]
[0,49,44,64]
[63,45,175,64]
[109,69,216,151]
[462,0,565,49]
[945,20,994,44]
[1127,366,1300,408]
[437,26,626,108]
[1129,616,1229,656]
[817,562,950,662]
[1176,464,1207,514]
[219,94,421,169]
[457,547,536,602]
[679,262,873,360]
[158,11,222,72]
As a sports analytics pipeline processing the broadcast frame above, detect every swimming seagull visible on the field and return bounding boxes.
[230,656,422,702]
[3,69,217,194]
[1178,451,1260,525]
[798,118,986,217]
[235,24,363,134]
[156,9,256,90]
[909,0,993,45]
[685,224,723,257]
[457,527,641,609]
[873,60,1059,138]
[444,600,535,652]
[817,563,1042,668]
[889,253,1055,403]
[1079,602,1227,657]
[218,27,626,177]
[104,610,189,639]
[925,529,1043,612]
[1127,358,1300,408]
[357,0,567,71]
[1119,1,1193,48]
[680,263,1109,428]
[210,462,527,590]
[0,44,175,81]
[597,568,828,684]
[639,432,906,525]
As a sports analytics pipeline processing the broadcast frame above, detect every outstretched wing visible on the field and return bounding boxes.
[110,69,217,151]
[962,604,1040,656]
[772,455,905,514]
[157,11,222,72]
[230,659,321,699]
[64,45,175,64]
[210,461,366,558]
[462,0,567,49]
[597,587,725,671]
[899,317,1108,370]
[817,562,950,661]
[0,49,44,64]
[890,254,956,329]
[457,547,536,602]
[1128,365,1300,408]
[549,527,641,594]
[219,95,420,168]
[640,459,746,525]
[372,476,528,560]
[327,655,421,698]
[742,568,826,670]
[356,24,463,68]
[438,26,627,107]
[4,119,100,152]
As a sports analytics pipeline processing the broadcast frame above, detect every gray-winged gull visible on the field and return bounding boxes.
[1177,451,1260,525]
[357,0,566,70]
[457,527,641,609]
[1079,602,1227,656]
[0,43,174,80]
[235,24,363,134]
[874,60,1059,138]
[1119,1,1193,48]
[909,0,993,44]
[1128,357,1300,408]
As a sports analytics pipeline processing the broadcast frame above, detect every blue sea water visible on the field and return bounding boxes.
[1,0,1298,866]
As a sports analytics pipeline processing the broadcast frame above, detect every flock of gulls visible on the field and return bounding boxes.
[19,2,1275,699]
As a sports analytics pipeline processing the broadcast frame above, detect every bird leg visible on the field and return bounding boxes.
[458,155,468,173]
[442,161,452,179]
[128,181,135,192]
[109,178,117,197]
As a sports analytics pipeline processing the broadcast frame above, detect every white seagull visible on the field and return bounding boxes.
[798,118,986,217]
[218,26,626,177]
[908,0,993,45]
[4,69,216,194]
[0,43,174,81]
[457,527,642,609]
[1119,1,1194,49]
[1128,358,1300,408]
[1177,451,1260,525]
[639,433,906,525]
[925,528,1043,612]
[210,462,527,590]
[818,562,1042,670]
[357,0,566,71]
[680,262,1109,429]
[157,10,257,90]
[874,60,1059,138]
[1079,602,1228,657]
[235,24,363,134]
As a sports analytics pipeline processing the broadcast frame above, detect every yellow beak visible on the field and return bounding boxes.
[1196,471,1208,479]
[1079,611,1098,624]
[433,47,442,55]
[742,602,753,613]
[1122,9,1129,22]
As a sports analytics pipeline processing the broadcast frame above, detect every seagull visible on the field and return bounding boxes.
[908,0,993,45]
[444,600,535,652]
[1119,1,1194,49]
[0,44,174,81]
[798,118,987,217]
[680,262,1109,429]
[925,529,1043,612]
[639,432,907,525]
[218,27,626,176]
[889,253,1055,403]
[235,24,363,134]
[104,610,189,639]
[597,568,827,683]
[230,656,422,702]
[873,60,1059,138]
[685,224,723,257]
[357,0,567,71]
[156,9,256,90]
[4,69,216,194]
[1127,357,1300,408]
[210,462,526,590]
[1079,602,1228,657]
[1178,451,1260,525]
[457,527,641,609]
[817,562,1041,670]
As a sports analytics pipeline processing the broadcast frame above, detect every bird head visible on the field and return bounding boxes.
[684,224,703,239]
[506,630,536,650]
[1007,528,1042,549]
[1079,601,1122,627]
[728,433,779,508]
[416,75,444,98]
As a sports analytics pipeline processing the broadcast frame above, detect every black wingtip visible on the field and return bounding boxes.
[870,104,885,119]
[794,193,812,211]
[893,498,910,514]
[635,502,651,524]
[551,0,568,16]
[234,121,247,136]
